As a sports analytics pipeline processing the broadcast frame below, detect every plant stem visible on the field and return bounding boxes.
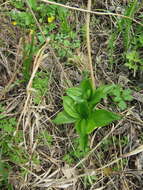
[86,0,95,88]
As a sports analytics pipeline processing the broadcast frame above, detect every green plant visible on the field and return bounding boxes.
[10,0,70,31]
[38,130,53,146]
[51,33,80,58]
[125,50,143,76]
[32,71,49,104]
[108,1,143,73]
[109,85,133,110]
[118,0,139,50]
[22,32,36,82]
[53,78,121,151]
[63,154,74,165]
[0,104,41,189]
[63,138,90,165]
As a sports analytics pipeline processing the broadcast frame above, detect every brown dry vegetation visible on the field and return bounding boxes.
[0,0,143,190]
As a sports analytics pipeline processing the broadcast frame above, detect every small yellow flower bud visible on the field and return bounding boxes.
[29,29,34,35]
[12,21,17,26]
[47,16,55,23]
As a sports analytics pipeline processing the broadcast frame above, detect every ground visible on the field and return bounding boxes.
[0,0,143,189]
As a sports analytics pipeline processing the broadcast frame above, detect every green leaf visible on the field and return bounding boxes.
[123,95,133,101]
[75,119,87,136]
[90,85,115,106]
[63,96,79,118]
[28,0,37,10]
[111,86,121,96]
[53,111,76,125]
[113,96,122,102]
[79,134,88,152]
[80,78,93,100]
[122,89,133,98]
[118,101,127,110]
[66,87,83,102]
[75,119,88,151]
[86,109,121,134]
[126,51,140,62]
[76,101,89,119]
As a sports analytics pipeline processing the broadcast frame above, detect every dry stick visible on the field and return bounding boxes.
[26,0,72,87]
[41,0,143,27]
[86,0,95,88]
[14,40,49,136]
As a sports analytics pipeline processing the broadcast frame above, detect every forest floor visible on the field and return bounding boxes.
[0,0,143,189]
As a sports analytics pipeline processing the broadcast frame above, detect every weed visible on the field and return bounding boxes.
[51,33,80,58]
[10,0,70,32]
[0,105,26,188]
[53,78,121,151]
[108,1,143,73]
[118,0,139,50]
[63,154,74,165]
[38,130,53,146]
[109,85,133,110]
[63,138,89,165]
[22,32,37,82]
[83,175,98,188]
[0,104,41,188]
[32,71,49,104]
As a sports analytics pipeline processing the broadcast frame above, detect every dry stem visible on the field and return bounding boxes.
[41,0,143,27]
[86,0,95,88]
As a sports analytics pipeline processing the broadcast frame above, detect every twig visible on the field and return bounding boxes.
[14,39,50,136]
[41,0,143,27]
[86,0,95,88]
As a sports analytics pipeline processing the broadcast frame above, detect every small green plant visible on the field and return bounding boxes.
[118,0,139,50]
[38,130,53,146]
[0,104,40,189]
[32,71,49,104]
[125,50,143,76]
[53,78,121,151]
[10,0,70,32]
[109,85,133,110]
[63,138,90,165]
[22,32,36,82]
[51,33,80,58]
[108,1,143,73]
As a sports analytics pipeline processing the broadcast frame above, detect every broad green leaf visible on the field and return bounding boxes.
[75,119,87,136]
[80,78,93,100]
[66,87,83,102]
[63,96,79,118]
[76,101,89,119]
[28,0,37,10]
[86,109,121,134]
[75,119,88,151]
[90,85,115,106]
[53,111,76,125]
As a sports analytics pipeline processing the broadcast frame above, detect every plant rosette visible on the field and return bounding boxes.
[53,78,122,151]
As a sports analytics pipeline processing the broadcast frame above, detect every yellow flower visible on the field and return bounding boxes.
[12,21,17,26]
[29,29,34,35]
[47,16,55,23]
